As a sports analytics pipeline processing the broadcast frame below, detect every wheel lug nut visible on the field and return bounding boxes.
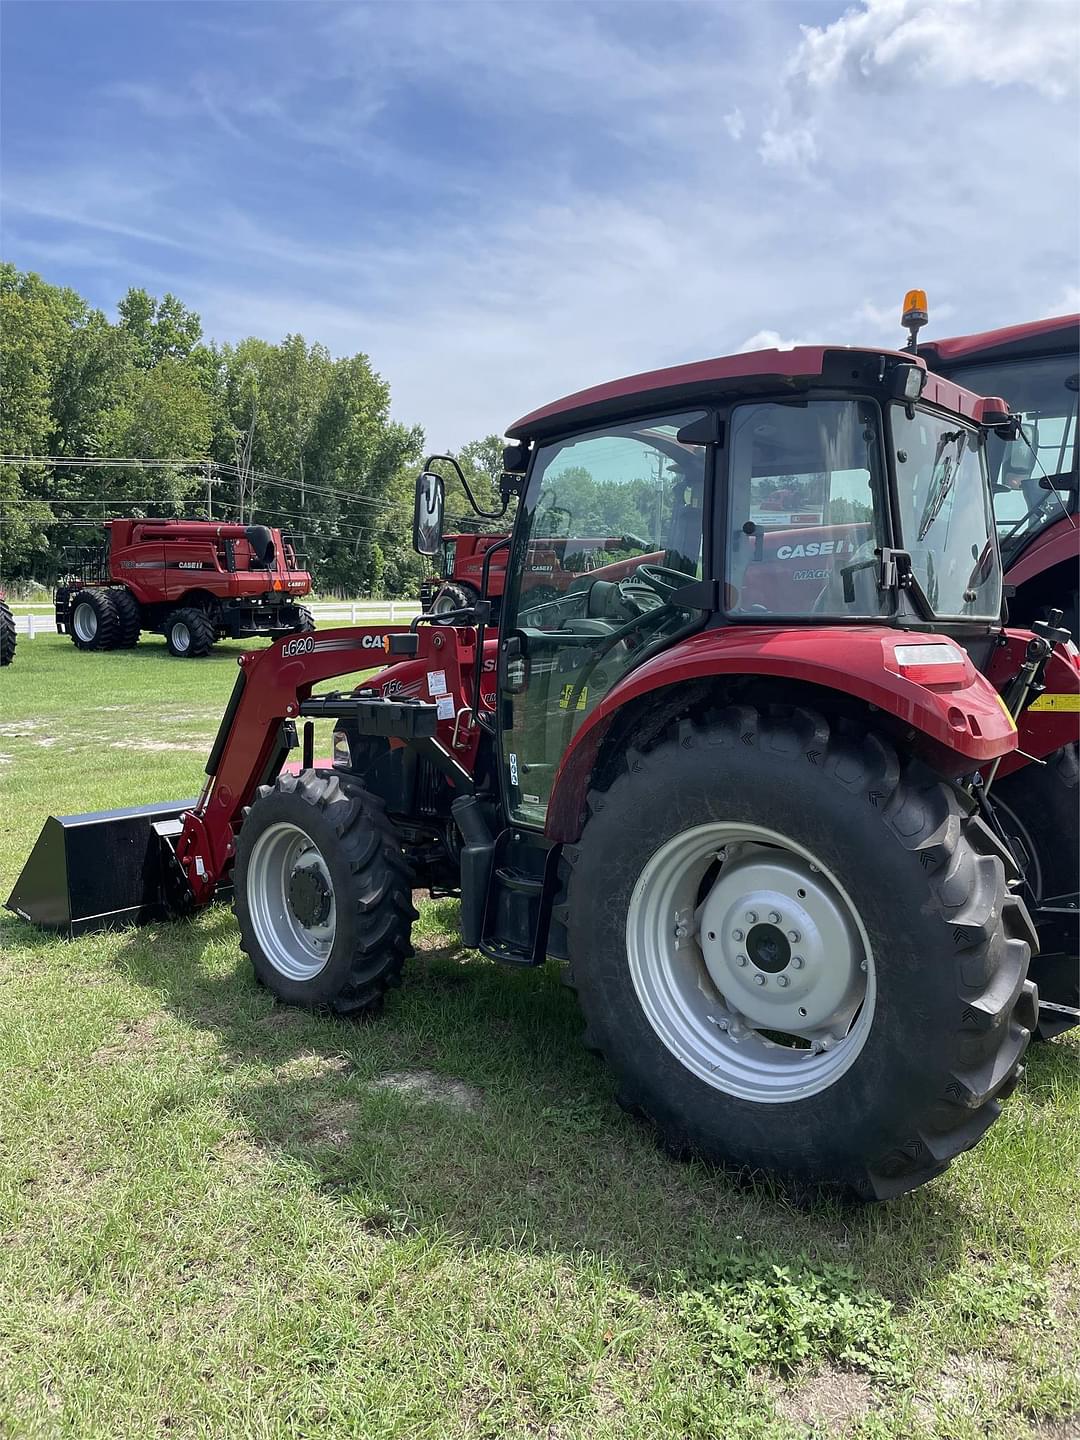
[735,954,748,967]
[753,974,766,986]
[791,956,804,969]
[787,930,799,942]
[769,911,781,924]
[745,911,757,924]
[776,975,790,988]
[732,929,743,941]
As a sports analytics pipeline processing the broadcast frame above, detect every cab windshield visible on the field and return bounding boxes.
[947,354,1079,555]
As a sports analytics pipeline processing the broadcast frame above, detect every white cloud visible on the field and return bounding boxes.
[762,0,1079,168]
[793,0,1078,99]
[722,107,746,141]
[737,329,814,353]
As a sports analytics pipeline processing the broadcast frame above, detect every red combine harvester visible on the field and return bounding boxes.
[920,310,1079,640]
[10,336,1080,1200]
[55,518,314,658]
[420,530,657,619]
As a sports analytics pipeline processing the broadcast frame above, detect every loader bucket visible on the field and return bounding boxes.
[5,799,198,936]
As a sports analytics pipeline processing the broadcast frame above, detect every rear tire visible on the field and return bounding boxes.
[112,588,142,648]
[992,745,1079,1040]
[70,588,119,651]
[0,599,15,666]
[290,605,315,632]
[234,770,417,1015]
[565,707,1037,1200]
[164,607,214,658]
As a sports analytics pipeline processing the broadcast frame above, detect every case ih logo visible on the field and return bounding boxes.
[175,561,210,570]
[282,635,315,657]
[360,634,386,650]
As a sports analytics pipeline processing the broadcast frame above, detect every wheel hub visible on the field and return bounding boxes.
[698,851,864,1035]
[288,864,332,927]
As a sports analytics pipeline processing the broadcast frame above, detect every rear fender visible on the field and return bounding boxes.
[545,625,1019,843]
[987,631,1080,780]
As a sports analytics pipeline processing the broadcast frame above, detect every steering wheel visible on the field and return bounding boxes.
[622,564,691,605]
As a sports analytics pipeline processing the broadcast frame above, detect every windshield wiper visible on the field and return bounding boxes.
[917,430,963,541]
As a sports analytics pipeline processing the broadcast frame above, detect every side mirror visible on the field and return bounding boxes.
[412,470,445,556]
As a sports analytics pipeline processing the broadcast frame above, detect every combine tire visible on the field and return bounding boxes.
[112,588,142,648]
[165,608,214,658]
[234,769,417,1015]
[564,707,1037,1200]
[431,582,477,617]
[69,588,119,651]
[290,605,316,632]
[992,745,1079,1040]
[0,599,15,666]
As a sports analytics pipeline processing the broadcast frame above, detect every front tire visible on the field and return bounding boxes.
[431,582,478,617]
[112,588,142,648]
[0,599,15,666]
[289,604,315,632]
[234,770,417,1015]
[70,588,119,651]
[565,707,1037,1200]
[992,745,1079,1040]
[165,607,214,658]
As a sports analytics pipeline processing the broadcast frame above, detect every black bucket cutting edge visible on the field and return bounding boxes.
[5,799,199,936]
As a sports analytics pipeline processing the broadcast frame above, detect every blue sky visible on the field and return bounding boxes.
[2,0,1077,448]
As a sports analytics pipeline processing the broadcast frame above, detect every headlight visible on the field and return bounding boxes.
[332,729,351,767]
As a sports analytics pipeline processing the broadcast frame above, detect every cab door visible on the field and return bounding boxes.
[498,412,708,829]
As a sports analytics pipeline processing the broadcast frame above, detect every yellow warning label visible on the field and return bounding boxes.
[559,683,588,711]
[1027,693,1080,712]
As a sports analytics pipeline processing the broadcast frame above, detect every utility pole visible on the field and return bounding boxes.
[206,459,213,520]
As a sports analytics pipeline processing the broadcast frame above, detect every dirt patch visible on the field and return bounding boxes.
[0,721,42,737]
[273,1051,353,1081]
[90,1013,165,1064]
[938,1351,1013,1404]
[108,739,208,754]
[303,1099,361,1147]
[1029,1422,1080,1439]
[366,1068,484,1112]
[779,1367,876,1433]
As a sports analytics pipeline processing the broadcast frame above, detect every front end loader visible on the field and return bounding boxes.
[9,336,1079,1201]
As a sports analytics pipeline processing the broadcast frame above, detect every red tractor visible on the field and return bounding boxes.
[10,338,1079,1200]
[920,311,1079,639]
[55,518,315,658]
[0,590,15,666]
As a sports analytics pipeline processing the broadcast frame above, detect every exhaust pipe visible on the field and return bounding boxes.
[5,799,199,936]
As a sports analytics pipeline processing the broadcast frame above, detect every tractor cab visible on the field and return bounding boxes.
[415,344,1013,826]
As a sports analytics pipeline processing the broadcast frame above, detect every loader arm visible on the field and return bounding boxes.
[173,625,461,906]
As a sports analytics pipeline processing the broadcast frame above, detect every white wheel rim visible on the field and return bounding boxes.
[626,822,875,1103]
[73,602,98,642]
[246,821,336,981]
[432,589,458,614]
[171,621,191,653]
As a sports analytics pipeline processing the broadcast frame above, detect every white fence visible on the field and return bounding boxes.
[10,600,421,637]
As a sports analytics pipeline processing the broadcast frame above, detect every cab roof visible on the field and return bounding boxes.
[919,313,1080,369]
[506,343,1006,442]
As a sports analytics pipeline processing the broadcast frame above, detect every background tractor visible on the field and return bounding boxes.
[9,339,1079,1201]
[55,518,315,658]
[920,310,1079,641]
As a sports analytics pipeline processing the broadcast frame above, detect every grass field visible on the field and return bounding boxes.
[1,634,1077,1439]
